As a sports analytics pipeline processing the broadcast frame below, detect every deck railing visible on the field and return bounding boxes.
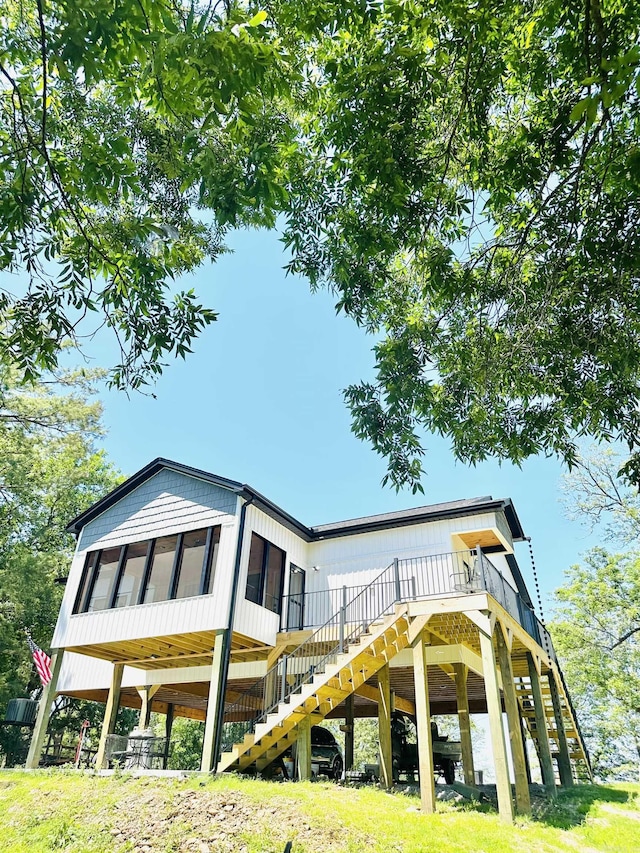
[220,548,555,761]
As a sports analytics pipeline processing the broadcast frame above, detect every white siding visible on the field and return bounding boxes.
[306,512,497,592]
[232,505,309,645]
[57,652,267,694]
[52,472,240,649]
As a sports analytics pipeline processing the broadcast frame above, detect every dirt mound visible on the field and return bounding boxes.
[106,784,357,853]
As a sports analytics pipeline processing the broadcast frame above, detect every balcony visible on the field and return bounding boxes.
[280,549,553,657]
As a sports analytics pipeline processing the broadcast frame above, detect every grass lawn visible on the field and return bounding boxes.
[0,770,638,853]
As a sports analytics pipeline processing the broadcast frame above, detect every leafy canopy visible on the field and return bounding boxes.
[277,0,640,490]
[0,364,121,711]
[3,2,640,489]
[552,448,640,778]
[0,1,295,388]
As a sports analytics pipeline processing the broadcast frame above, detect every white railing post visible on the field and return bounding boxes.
[393,557,401,602]
[339,585,347,653]
[476,545,486,590]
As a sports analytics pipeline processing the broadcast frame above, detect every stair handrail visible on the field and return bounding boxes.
[219,557,404,754]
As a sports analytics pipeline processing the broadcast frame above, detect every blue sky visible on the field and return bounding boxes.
[84,226,599,614]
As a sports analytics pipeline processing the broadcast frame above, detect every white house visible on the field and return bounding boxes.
[27,458,590,821]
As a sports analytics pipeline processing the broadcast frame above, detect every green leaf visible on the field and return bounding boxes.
[248,11,268,27]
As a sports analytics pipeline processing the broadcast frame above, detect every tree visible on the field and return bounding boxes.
[552,549,640,780]
[552,448,640,779]
[3,3,640,490]
[0,1,295,389]
[0,365,121,712]
[276,1,640,490]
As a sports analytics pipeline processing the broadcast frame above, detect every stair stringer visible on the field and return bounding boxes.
[515,671,592,783]
[218,604,412,774]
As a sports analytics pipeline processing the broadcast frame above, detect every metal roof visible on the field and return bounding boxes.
[66,457,526,543]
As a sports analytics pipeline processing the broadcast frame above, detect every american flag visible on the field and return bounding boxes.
[26,633,52,686]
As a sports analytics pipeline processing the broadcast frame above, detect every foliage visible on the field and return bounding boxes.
[552,549,640,780]
[561,446,640,544]
[166,716,204,771]
[0,1,296,389]
[0,365,121,712]
[554,449,640,779]
[3,2,640,488]
[275,0,640,490]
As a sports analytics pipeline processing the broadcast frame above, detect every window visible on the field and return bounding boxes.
[73,552,97,614]
[73,526,220,613]
[86,548,121,612]
[113,541,149,608]
[175,529,210,600]
[245,533,286,615]
[142,535,179,604]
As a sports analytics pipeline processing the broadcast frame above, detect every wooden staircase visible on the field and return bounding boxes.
[515,674,592,782]
[218,604,411,774]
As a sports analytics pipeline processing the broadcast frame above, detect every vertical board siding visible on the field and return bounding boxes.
[53,471,239,648]
[231,505,309,644]
[55,520,237,647]
[303,512,519,614]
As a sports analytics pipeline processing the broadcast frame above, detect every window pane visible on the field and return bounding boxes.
[114,541,148,608]
[245,534,265,605]
[175,529,208,600]
[204,527,221,595]
[74,552,96,614]
[87,548,121,612]
[143,535,178,604]
[264,544,285,614]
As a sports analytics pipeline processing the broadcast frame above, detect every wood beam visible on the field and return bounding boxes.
[527,652,556,797]
[136,684,161,729]
[547,670,574,787]
[297,717,312,781]
[479,630,514,823]
[496,626,531,815]
[452,663,475,787]
[200,630,225,772]
[378,664,393,789]
[354,683,416,717]
[344,695,354,772]
[95,662,124,770]
[424,644,484,678]
[412,631,436,814]
[26,649,64,769]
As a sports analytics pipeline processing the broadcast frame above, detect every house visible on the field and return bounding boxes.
[26,458,591,820]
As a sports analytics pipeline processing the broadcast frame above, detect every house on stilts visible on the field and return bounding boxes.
[26,458,591,821]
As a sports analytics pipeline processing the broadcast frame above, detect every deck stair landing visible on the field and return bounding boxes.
[218,605,410,773]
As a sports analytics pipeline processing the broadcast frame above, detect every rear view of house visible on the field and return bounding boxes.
[27,458,591,821]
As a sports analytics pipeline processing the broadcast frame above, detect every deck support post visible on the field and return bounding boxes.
[479,629,514,823]
[26,649,64,769]
[297,717,312,781]
[521,716,533,785]
[453,662,475,786]
[496,626,531,814]
[547,670,574,787]
[136,685,160,729]
[344,694,354,772]
[201,630,226,773]
[412,630,436,813]
[527,653,556,797]
[163,703,174,769]
[378,663,393,789]
[95,662,124,770]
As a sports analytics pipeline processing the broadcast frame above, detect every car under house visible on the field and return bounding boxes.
[26,457,591,821]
